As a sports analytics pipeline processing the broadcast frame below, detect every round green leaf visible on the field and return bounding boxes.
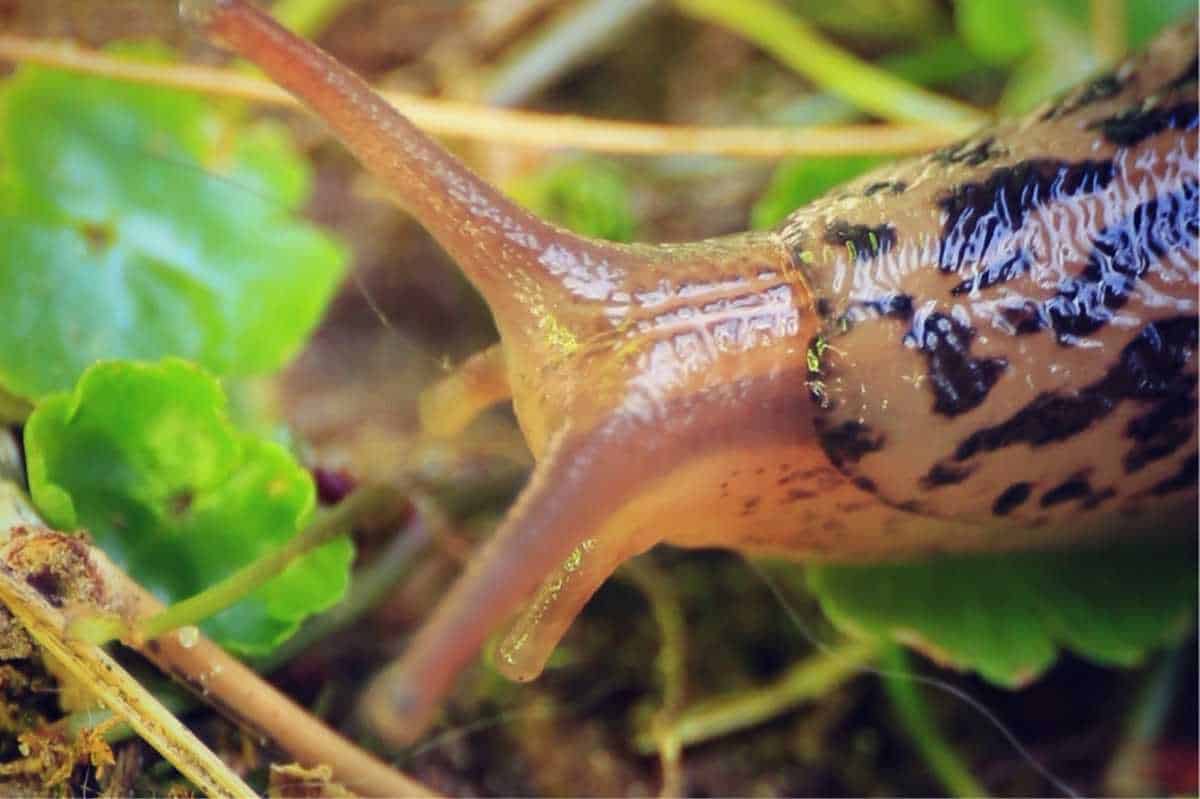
[0,64,347,399]
[25,359,353,654]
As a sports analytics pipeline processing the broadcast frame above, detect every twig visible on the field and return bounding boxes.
[0,534,257,799]
[121,573,438,798]
[0,484,436,798]
[0,35,963,158]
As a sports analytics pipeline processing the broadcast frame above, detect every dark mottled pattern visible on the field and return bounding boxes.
[1151,452,1198,495]
[905,312,1008,417]
[1038,179,1198,342]
[1040,474,1092,506]
[937,159,1115,273]
[864,180,908,196]
[1088,101,1198,148]
[992,482,1032,516]
[953,316,1198,462]
[1040,72,1126,121]
[1124,388,1196,472]
[950,250,1033,295]
[853,476,877,493]
[824,220,896,261]
[846,293,914,323]
[815,419,885,469]
[920,461,975,489]
[815,298,833,317]
[931,136,1003,167]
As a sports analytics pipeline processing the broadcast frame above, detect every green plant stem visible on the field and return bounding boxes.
[636,637,878,752]
[255,495,436,671]
[622,560,689,796]
[881,645,989,799]
[1102,643,1187,796]
[673,0,987,135]
[136,484,397,643]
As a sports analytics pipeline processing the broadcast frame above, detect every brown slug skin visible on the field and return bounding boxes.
[189,0,1198,745]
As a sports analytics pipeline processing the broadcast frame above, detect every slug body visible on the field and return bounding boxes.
[192,0,1198,745]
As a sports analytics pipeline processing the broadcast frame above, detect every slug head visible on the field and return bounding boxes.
[193,0,821,745]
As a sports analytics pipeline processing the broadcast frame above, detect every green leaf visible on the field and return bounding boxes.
[954,0,1035,66]
[25,359,353,654]
[751,155,888,230]
[807,537,1196,687]
[0,61,347,399]
[509,159,636,243]
[1127,0,1196,50]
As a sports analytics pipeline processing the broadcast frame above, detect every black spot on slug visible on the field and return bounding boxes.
[864,180,908,196]
[824,220,896,262]
[843,293,915,324]
[869,293,914,320]
[1150,452,1198,495]
[1081,487,1116,509]
[1166,55,1198,91]
[1040,475,1092,507]
[1040,71,1126,121]
[816,419,885,469]
[931,136,1004,167]
[784,488,817,502]
[920,461,975,490]
[1087,101,1198,148]
[953,315,1199,462]
[950,250,1033,296]
[853,476,878,493]
[1124,386,1196,473]
[937,159,1115,273]
[905,312,1008,417]
[992,482,1032,516]
[815,297,833,317]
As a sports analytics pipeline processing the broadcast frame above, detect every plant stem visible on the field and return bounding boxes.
[673,0,987,135]
[881,645,989,799]
[622,560,689,796]
[136,484,397,642]
[637,637,878,752]
[255,495,434,670]
[0,35,962,158]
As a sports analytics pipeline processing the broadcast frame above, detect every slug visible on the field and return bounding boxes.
[187,0,1198,745]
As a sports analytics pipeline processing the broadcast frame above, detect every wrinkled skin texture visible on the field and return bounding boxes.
[191,0,1197,745]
